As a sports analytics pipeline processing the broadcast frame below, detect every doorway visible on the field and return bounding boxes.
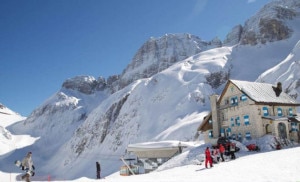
[278,122,287,139]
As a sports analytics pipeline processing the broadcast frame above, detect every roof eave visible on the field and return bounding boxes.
[255,102,300,106]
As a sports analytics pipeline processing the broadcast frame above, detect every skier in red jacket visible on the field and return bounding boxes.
[205,147,213,168]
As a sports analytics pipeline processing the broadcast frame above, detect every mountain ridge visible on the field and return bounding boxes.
[1,0,300,179]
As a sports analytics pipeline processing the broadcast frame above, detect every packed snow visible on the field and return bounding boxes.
[1,110,300,182]
[1,1,300,181]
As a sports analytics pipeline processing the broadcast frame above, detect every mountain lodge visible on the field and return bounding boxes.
[198,79,300,144]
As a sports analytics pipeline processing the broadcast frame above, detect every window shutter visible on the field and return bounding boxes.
[244,115,250,125]
[263,107,269,116]
[289,108,293,116]
[245,132,251,140]
[277,108,282,116]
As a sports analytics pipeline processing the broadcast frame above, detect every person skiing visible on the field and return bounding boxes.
[21,152,35,182]
[205,147,213,168]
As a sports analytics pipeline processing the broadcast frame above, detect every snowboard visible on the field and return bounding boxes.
[14,160,35,176]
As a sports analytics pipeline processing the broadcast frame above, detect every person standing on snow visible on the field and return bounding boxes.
[21,152,35,182]
[212,147,220,163]
[96,161,101,179]
[205,147,213,168]
[219,144,225,162]
[230,143,236,160]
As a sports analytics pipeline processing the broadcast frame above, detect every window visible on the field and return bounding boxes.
[238,133,242,141]
[231,134,236,140]
[227,128,231,137]
[291,122,298,132]
[230,96,238,106]
[244,115,250,125]
[245,132,252,140]
[208,130,213,138]
[209,119,212,124]
[289,108,293,116]
[277,108,283,116]
[235,116,240,126]
[240,94,247,101]
[230,117,234,127]
[263,107,269,116]
[220,128,225,137]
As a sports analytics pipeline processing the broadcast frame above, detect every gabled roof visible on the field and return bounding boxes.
[197,112,212,132]
[219,80,300,106]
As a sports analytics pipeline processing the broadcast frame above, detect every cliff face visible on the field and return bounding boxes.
[224,0,300,46]
[223,25,243,46]
[118,33,215,89]
[62,76,102,94]
[5,0,300,179]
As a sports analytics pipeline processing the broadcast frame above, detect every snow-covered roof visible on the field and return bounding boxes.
[127,140,190,150]
[229,80,300,105]
[127,141,191,158]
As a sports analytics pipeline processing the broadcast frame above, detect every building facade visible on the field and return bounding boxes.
[199,80,300,143]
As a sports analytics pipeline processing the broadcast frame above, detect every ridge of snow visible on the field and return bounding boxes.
[1,0,300,180]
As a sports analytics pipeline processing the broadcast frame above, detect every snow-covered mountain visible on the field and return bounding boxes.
[0,104,29,156]
[118,33,223,88]
[225,0,300,45]
[257,40,300,99]
[1,0,300,180]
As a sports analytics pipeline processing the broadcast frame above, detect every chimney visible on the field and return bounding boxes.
[272,82,282,97]
[210,95,220,138]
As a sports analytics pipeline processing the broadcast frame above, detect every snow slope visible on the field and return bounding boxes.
[1,116,300,182]
[0,105,35,157]
[257,40,300,98]
[2,39,300,180]
[1,0,300,181]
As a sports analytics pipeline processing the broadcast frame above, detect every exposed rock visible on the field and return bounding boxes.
[208,37,222,48]
[118,33,208,89]
[205,71,230,89]
[274,5,297,19]
[96,77,107,91]
[106,75,120,93]
[259,18,292,43]
[241,31,258,45]
[223,25,243,46]
[62,76,99,94]
[240,0,298,45]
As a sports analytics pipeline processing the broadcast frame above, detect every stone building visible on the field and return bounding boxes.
[198,80,300,143]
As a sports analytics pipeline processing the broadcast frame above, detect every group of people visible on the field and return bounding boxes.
[204,143,236,168]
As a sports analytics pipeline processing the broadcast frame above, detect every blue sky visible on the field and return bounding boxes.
[0,0,271,116]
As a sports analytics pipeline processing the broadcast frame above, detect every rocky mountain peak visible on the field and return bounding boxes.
[62,75,106,94]
[118,33,209,88]
[223,25,243,46]
[223,0,300,46]
[240,0,299,45]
